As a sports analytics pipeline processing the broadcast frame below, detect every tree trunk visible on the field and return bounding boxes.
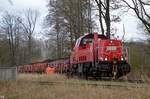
[105,0,110,39]
[28,35,32,62]
[98,0,104,35]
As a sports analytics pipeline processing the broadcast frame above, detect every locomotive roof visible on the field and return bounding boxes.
[79,33,108,40]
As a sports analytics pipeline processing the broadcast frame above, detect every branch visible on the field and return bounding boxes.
[95,0,106,9]
[17,17,29,35]
[139,0,150,20]
[99,0,106,9]
[122,0,135,10]
[141,0,150,6]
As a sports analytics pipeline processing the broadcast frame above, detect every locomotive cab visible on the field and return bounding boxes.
[70,33,107,64]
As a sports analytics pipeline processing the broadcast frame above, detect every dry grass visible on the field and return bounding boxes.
[0,74,150,99]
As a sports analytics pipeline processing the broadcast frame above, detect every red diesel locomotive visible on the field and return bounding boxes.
[69,33,130,79]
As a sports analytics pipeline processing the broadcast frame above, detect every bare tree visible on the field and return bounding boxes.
[45,0,92,59]
[94,0,123,38]
[0,10,43,67]
[94,0,111,38]
[122,0,150,34]
[18,8,39,62]
[0,12,21,66]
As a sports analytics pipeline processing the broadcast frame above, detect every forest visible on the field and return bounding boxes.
[0,0,150,68]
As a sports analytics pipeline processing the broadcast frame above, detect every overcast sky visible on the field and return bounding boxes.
[0,0,147,41]
[0,0,48,39]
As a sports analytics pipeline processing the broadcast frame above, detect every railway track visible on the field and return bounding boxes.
[32,79,145,88]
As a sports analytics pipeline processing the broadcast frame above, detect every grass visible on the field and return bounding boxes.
[0,74,150,99]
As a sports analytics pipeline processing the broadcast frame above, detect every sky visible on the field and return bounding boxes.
[0,0,147,41]
[0,0,48,39]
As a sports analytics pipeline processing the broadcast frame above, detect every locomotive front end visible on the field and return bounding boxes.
[97,40,131,79]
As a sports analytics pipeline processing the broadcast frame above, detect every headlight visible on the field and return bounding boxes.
[121,56,124,61]
[104,57,108,61]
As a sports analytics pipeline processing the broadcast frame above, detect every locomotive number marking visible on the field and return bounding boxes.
[106,46,117,51]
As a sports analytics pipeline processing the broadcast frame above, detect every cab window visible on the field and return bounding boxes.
[80,38,93,46]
